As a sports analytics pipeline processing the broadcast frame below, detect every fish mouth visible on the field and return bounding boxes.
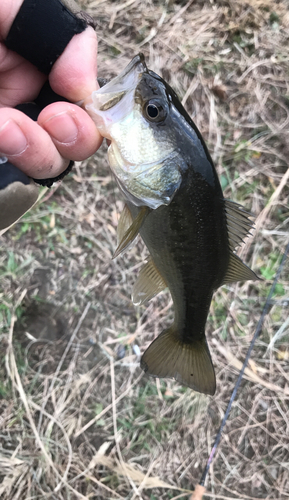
[83,54,148,129]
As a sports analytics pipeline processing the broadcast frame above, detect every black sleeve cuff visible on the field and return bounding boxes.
[33,160,74,187]
[4,0,87,75]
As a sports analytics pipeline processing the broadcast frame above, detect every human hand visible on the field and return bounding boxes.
[0,0,102,181]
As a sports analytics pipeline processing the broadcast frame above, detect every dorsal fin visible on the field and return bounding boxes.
[113,205,149,258]
[225,199,254,251]
[223,251,260,284]
[132,258,167,306]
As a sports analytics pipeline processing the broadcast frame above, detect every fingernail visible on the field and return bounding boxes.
[0,120,28,156]
[42,112,79,143]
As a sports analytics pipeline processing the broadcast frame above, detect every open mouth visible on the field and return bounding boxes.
[84,54,147,118]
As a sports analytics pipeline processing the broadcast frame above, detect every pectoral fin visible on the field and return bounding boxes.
[132,258,167,306]
[225,199,254,251]
[113,206,149,258]
[116,204,133,249]
[141,327,216,395]
[223,251,260,284]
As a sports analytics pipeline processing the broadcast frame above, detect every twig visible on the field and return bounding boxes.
[110,356,142,497]
[37,302,91,432]
[75,370,143,437]
[5,314,89,500]
[240,167,289,258]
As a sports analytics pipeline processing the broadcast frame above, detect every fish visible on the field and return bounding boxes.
[83,54,259,395]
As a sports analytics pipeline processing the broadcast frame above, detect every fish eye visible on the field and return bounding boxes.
[147,104,159,118]
[144,100,166,122]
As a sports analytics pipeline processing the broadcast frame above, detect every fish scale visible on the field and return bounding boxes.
[84,54,260,395]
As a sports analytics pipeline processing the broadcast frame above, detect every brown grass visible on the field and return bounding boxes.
[0,0,289,499]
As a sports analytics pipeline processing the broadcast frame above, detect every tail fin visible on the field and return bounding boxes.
[141,327,216,395]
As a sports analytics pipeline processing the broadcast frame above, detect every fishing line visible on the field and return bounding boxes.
[199,239,289,488]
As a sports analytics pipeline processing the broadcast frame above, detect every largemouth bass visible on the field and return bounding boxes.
[84,54,259,395]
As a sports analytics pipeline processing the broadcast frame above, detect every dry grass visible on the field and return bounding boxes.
[1,0,289,499]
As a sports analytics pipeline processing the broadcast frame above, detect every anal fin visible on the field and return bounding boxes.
[223,251,260,284]
[132,258,167,306]
[141,327,216,395]
[113,205,149,258]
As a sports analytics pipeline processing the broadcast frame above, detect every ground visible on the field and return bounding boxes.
[0,0,289,499]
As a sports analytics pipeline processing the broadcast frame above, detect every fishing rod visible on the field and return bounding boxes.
[191,239,289,500]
